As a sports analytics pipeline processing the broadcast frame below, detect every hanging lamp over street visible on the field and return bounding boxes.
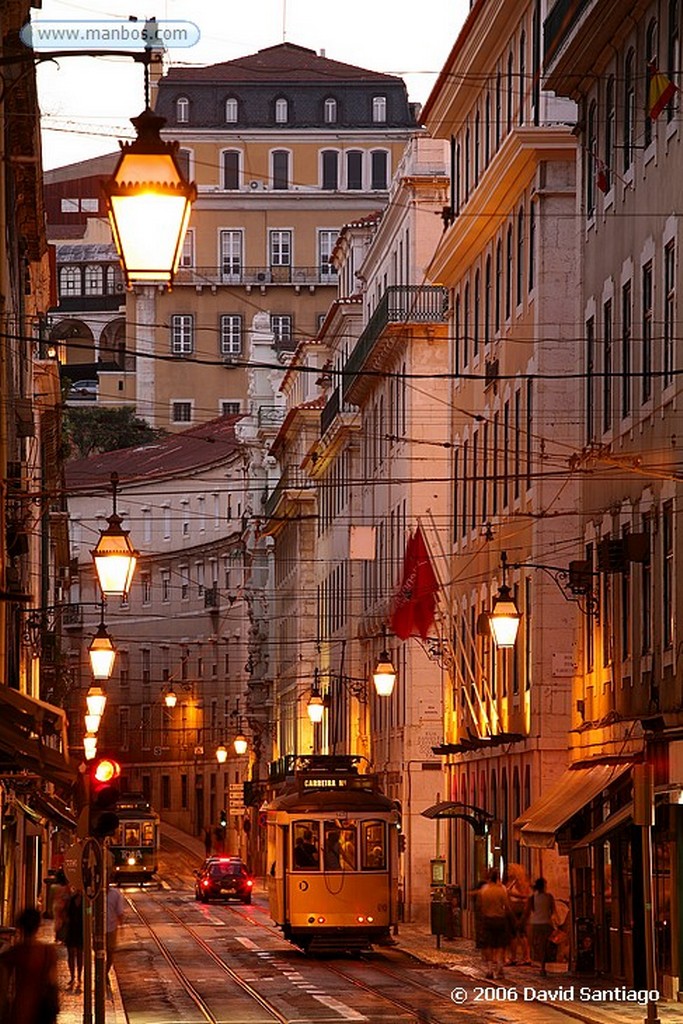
[92,473,139,597]
[102,108,197,288]
[86,685,107,719]
[88,615,116,680]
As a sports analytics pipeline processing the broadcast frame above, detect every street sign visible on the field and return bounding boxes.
[63,841,83,891]
[81,838,103,902]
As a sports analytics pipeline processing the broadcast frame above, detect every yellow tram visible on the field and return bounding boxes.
[267,756,399,952]
[109,794,160,884]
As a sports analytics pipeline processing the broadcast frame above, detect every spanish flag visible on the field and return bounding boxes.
[648,62,677,120]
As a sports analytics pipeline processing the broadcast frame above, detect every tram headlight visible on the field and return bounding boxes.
[127,855,137,867]
[367,916,374,923]
[357,916,365,923]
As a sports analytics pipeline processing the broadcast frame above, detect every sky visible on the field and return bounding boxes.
[33,0,470,170]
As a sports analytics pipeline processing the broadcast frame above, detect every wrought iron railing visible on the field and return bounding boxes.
[174,265,338,288]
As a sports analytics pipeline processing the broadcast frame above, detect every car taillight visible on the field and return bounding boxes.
[202,879,210,887]
[246,879,253,888]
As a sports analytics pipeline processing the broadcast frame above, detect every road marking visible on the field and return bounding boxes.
[235,936,259,949]
[312,994,367,1020]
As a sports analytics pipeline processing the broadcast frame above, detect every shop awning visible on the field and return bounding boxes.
[30,792,77,831]
[0,686,75,787]
[514,762,632,849]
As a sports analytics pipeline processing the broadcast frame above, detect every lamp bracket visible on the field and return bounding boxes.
[511,561,599,619]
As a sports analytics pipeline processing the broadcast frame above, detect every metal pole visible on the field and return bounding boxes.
[634,763,660,1024]
[93,842,106,1024]
[82,900,92,1024]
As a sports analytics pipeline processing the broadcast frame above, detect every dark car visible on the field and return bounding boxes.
[194,857,254,904]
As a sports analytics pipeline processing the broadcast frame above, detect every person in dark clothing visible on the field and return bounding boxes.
[0,907,59,1024]
[65,891,84,992]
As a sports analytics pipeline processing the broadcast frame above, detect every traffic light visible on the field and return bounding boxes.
[220,809,227,828]
[89,757,121,838]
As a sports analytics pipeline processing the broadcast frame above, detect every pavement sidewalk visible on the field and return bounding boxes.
[35,920,125,1024]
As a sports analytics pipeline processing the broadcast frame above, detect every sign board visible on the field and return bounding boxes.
[81,838,103,902]
[63,841,83,891]
[229,783,243,795]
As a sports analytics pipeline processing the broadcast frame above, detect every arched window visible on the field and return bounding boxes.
[484,93,491,166]
[645,20,658,147]
[455,293,461,373]
[586,99,597,217]
[372,95,387,122]
[463,282,470,367]
[176,96,189,123]
[505,223,513,319]
[473,269,481,357]
[322,150,339,190]
[668,0,680,123]
[272,150,290,190]
[464,127,470,200]
[275,97,288,123]
[474,110,481,186]
[495,70,502,148]
[484,255,492,344]
[506,51,514,132]
[59,266,80,296]
[324,97,337,123]
[604,76,615,191]
[84,264,103,296]
[623,49,635,172]
[516,206,524,306]
[528,204,535,293]
[225,97,238,123]
[495,238,502,331]
[105,265,123,294]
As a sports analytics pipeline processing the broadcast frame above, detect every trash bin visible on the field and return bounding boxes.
[445,884,462,937]
[430,889,454,938]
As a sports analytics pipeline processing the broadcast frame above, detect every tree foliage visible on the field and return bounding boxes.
[63,406,167,459]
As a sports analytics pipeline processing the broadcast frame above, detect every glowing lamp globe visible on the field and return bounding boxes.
[233,733,248,756]
[372,652,397,697]
[103,108,197,287]
[216,743,228,764]
[91,513,139,597]
[88,623,116,680]
[489,585,521,648]
[86,686,107,719]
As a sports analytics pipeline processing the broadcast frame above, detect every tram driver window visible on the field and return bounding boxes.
[125,824,140,846]
[361,820,386,870]
[293,820,320,869]
[142,822,155,846]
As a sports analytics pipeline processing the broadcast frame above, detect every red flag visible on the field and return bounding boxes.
[596,159,609,195]
[648,62,677,120]
[390,525,439,640]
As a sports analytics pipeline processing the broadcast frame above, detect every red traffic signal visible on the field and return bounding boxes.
[89,758,122,838]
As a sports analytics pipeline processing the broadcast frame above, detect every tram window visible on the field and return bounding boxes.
[292,820,320,870]
[361,820,386,870]
[124,824,140,845]
[141,823,155,846]
[324,821,357,870]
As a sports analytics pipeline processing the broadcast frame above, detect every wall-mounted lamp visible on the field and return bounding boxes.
[164,687,178,709]
[372,628,396,697]
[233,733,248,756]
[489,553,521,649]
[216,743,228,764]
[91,473,139,598]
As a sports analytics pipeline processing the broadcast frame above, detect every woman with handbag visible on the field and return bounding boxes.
[0,907,60,1024]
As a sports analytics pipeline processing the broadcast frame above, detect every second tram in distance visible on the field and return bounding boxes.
[109,794,160,885]
[267,755,399,953]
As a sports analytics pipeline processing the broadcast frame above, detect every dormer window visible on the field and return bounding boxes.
[225,97,238,123]
[372,95,387,123]
[275,97,288,123]
[324,97,337,123]
[176,96,189,123]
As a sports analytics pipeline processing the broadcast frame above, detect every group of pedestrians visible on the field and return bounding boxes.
[0,876,126,1024]
[475,865,560,980]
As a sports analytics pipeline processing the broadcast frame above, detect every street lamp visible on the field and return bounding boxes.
[216,743,228,764]
[103,107,197,288]
[306,669,326,724]
[83,733,98,760]
[88,612,116,681]
[84,713,101,734]
[233,733,248,756]
[91,473,139,598]
[164,686,178,709]
[86,686,107,719]
[489,552,521,649]
[373,629,397,696]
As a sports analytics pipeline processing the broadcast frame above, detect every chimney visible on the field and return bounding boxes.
[319,48,326,58]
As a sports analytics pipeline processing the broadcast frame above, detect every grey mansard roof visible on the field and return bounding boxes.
[156,42,417,130]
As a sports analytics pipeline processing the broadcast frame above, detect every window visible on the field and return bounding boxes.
[272,150,289,190]
[586,100,597,218]
[484,255,491,345]
[372,95,387,122]
[516,207,524,305]
[505,223,513,319]
[347,151,363,190]
[163,506,171,540]
[220,230,242,281]
[473,270,480,358]
[223,151,240,190]
[642,514,652,653]
[171,314,194,355]
[318,229,338,282]
[586,317,595,444]
[220,314,242,356]
[142,508,152,545]
[270,229,292,268]
[141,572,151,605]
[105,264,123,293]
[495,238,502,331]
[59,266,80,296]
[642,261,653,403]
[176,96,189,122]
[495,69,502,147]
[361,820,386,870]
[172,401,192,423]
[528,204,535,292]
[221,401,241,415]
[474,110,480,185]
[463,282,470,367]
[225,97,238,123]
[506,50,514,131]
[271,314,292,347]
[119,707,129,751]
[603,298,612,433]
[623,49,635,172]
[621,281,632,418]
[275,97,288,123]
[161,569,170,602]
[196,561,205,597]
[484,94,491,166]
[518,30,526,125]
[322,150,338,190]
[663,501,674,648]
[604,76,615,192]
[181,500,190,537]
[370,150,388,189]
[141,647,151,685]
[324,97,337,123]
[664,241,675,388]
[464,128,470,200]
[668,0,680,123]
[61,198,79,213]
[180,565,190,600]
[84,265,103,295]
[292,820,320,870]
[180,229,194,269]
[161,775,171,810]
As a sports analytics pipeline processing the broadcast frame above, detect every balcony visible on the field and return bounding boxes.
[320,388,340,436]
[342,285,449,401]
[264,467,315,520]
[258,405,286,430]
[174,265,338,289]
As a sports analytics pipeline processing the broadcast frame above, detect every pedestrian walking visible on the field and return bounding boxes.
[0,906,60,1024]
[478,869,513,979]
[51,869,70,944]
[65,890,84,993]
[505,863,532,965]
[526,877,557,976]
[105,885,126,995]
